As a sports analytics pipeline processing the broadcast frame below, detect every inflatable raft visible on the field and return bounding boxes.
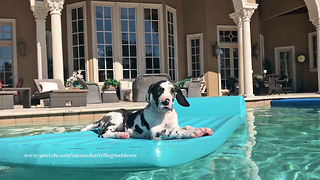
[0,96,246,168]
[271,98,320,107]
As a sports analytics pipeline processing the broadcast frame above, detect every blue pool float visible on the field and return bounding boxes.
[0,96,246,168]
[271,98,320,107]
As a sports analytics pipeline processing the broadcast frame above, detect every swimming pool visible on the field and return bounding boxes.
[0,106,319,179]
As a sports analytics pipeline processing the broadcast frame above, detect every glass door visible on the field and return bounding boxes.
[220,47,238,90]
[279,51,292,89]
[275,46,296,91]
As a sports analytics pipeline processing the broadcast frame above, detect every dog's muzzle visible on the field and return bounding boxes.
[159,98,173,111]
[162,98,171,106]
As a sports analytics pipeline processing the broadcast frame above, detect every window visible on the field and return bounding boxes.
[144,8,160,74]
[308,31,317,72]
[0,46,12,86]
[220,48,238,89]
[191,39,200,77]
[71,7,85,78]
[187,33,203,78]
[167,6,177,80]
[0,21,16,87]
[96,6,114,81]
[121,7,137,79]
[217,26,238,90]
[0,25,11,40]
[91,2,164,82]
[67,2,87,80]
[219,30,238,43]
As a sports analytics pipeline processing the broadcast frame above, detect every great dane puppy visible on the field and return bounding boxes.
[81,80,213,140]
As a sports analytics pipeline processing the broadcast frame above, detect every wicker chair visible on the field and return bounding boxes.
[182,81,202,97]
[268,74,283,95]
[254,77,269,95]
[77,77,102,104]
[226,77,239,96]
[132,74,171,102]
[32,79,88,108]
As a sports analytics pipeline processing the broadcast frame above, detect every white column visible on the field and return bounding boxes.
[31,6,49,79]
[47,0,64,82]
[240,8,256,97]
[230,14,244,95]
[312,18,320,93]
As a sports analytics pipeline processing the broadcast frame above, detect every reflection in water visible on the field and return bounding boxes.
[245,107,261,180]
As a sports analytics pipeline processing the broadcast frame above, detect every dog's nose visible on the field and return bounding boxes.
[162,98,170,105]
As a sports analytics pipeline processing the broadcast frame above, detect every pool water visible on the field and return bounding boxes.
[0,107,320,180]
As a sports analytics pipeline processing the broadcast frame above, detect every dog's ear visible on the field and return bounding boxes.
[145,84,153,103]
[145,91,150,103]
[175,86,190,107]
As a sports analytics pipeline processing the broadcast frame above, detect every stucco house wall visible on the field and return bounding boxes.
[261,12,317,92]
[0,0,38,91]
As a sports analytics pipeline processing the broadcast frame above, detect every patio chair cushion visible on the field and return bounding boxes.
[40,82,59,93]
[119,79,134,101]
[34,79,67,93]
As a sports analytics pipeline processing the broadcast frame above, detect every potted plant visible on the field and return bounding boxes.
[102,79,119,90]
[253,74,263,81]
[66,70,83,89]
[176,78,192,88]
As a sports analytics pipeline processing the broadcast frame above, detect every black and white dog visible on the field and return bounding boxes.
[81,80,213,140]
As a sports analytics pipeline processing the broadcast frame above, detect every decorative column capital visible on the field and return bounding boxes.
[46,0,64,15]
[312,18,320,30]
[31,6,49,20]
[240,8,255,22]
[231,15,242,28]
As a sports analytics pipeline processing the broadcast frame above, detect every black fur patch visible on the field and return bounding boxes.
[115,109,131,120]
[134,124,143,134]
[126,110,142,128]
[98,122,115,136]
[148,80,167,107]
[140,112,150,130]
[155,131,162,138]
[98,116,111,124]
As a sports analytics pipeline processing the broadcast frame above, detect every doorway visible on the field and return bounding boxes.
[274,46,297,92]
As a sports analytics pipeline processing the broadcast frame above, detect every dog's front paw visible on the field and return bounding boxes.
[186,128,213,138]
[185,129,203,138]
[99,132,130,139]
[115,132,130,139]
[198,127,213,136]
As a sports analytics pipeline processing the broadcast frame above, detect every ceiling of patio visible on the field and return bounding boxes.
[259,0,306,21]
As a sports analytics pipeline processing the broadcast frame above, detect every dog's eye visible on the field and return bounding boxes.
[158,88,164,94]
[171,88,175,94]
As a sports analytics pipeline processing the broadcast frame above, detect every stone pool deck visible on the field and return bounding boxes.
[1,93,320,127]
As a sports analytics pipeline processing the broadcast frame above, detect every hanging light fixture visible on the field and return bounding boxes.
[19,39,26,58]
[252,42,260,59]
[212,42,220,58]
